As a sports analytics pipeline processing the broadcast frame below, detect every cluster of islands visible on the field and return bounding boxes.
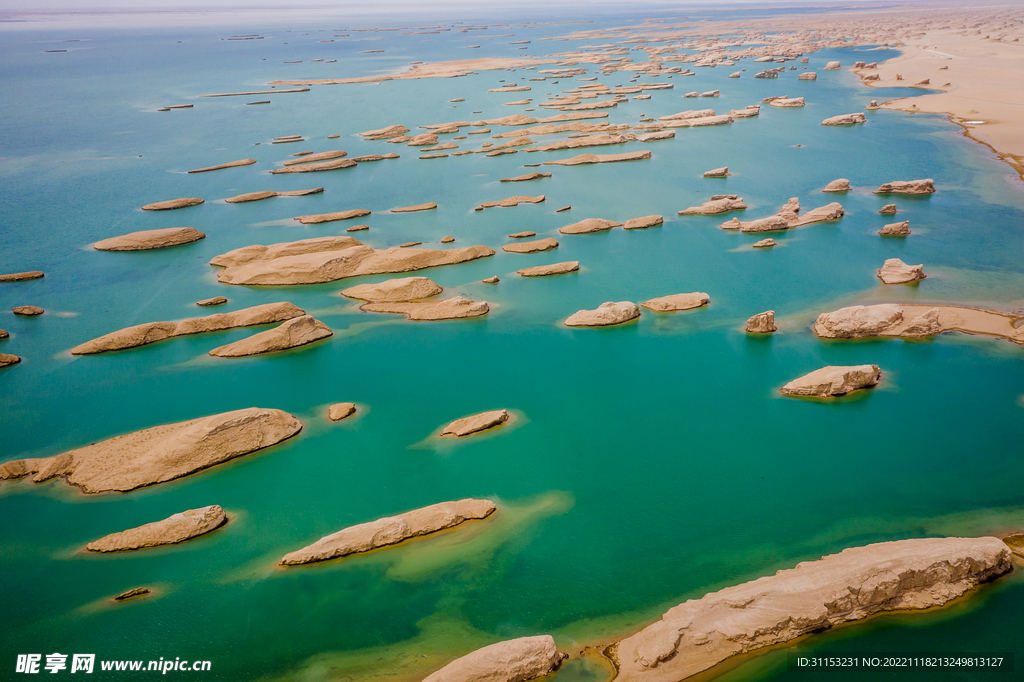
[4,5,1024,682]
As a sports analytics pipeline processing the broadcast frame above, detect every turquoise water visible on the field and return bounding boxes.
[2,9,1024,682]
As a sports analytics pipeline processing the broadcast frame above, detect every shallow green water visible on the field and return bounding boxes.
[2,8,1024,682]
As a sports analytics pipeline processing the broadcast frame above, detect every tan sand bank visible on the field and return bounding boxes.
[201,88,308,97]
[782,365,881,397]
[0,353,21,369]
[279,499,497,566]
[114,588,151,602]
[351,153,400,162]
[392,202,437,213]
[623,215,663,230]
[361,296,489,320]
[610,537,1010,682]
[209,315,333,357]
[188,159,255,173]
[72,302,305,355]
[543,150,650,165]
[294,209,370,225]
[328,403,356,421]
[880,220,911,236]
[641,293,709,312]
[813,303,1024,344]
[341,276,442,302]
[86,505,226,552]
[877,258,926,284]
[270,57,559,86]
[502,172,551,182]
[212,237,493,286]
[821,113,866,126]
[508,231,536,239]
[270,158,356,174]
[680,195,747,215]
[423,636,563,682]
[565,301,640,327]
[281,150,347,166]
[518,261,579,277]
[142,198,203,211]
[94,227,205,252]
[752,238,777,248]
[703,166,729,177]
[822,178,851,192]
[360,125,410,140]
[479,195,545,209]
[13,306,43,316]
[502,238,558,253]
[441,409,509,437]
[197,296,227,307]
[559,218,622,234]
[0,408,302,494]
[0,271,44,282]
[746,311,776,333]
[225,188,323,203]
[874,179,935,195]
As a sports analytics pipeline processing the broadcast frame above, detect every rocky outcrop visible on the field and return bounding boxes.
[270,158,356,174]
[679,196,747,215]
[821,113,866,125]
[559,218,622,234]
[114,587,151,601]
[768,97,805,108]
[294,209,370,225]
[752,238,777,248]
[341,276,442,302]
[518,261,579,277]
[224,188,323,203]
[721,216,788,233]
[212,237,494,286]
[703,167,729,177]
[86,505,227,552]
[197,296,227,307]
[790,202,844,227]
[94,227,206,252]
[813,304,905,338]
[542,150,651,166]
[478,195,545,209]
[141,198,204,211]
[745,311,776,333]
[660,108,716,121]
[502,238,558,254]
[441,409,509,437]
[781,365,881,397]
[482,276,499,284]
[279,498,497,566]
[72,302,306,354]
[361,296,489,321]
[624,215,663,230]
[822,179,850,193]
[0,353,21,368]
[508,231,536,239]
[565,301,640,327]
[422,636,563,682]
[877,258,926,284]
[208,315,333,357]
[0,408,302,493]
[798,72,817,80]
[328,403,356,421]
[640,293,709,312]
[281,150,347,166]
[874,179,935,195]
[879,204,898,214]
[502,172,552,182]
[188,159,256,173]
[824,60,841,69]
[0,271,44,282]
[610,537,1010,682]
[879,220,911,236]
[360,124,410,140]
[13,306,43,316]
[392,202,438,213]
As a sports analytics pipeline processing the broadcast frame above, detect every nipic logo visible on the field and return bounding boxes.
[15,654,95,674]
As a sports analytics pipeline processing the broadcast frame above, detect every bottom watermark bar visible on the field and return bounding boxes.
[787,653,1014,673]
[15,654,211,674]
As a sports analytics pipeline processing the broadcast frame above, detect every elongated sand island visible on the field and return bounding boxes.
[781,365,881,397]
[361,296,489,321]
[813,303,1024,344]
[208,315,333,357]
[72,302,306,354]
[441,409,509,437]
[0,408,301,493]
[86,505,227,552]
[341,276,443,302]
[224,188,324,203]
[422,635,564,682]
[280,499,497,566]
[210,236,494,285]
[93,227,206,252]
[609,537,1011,682]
